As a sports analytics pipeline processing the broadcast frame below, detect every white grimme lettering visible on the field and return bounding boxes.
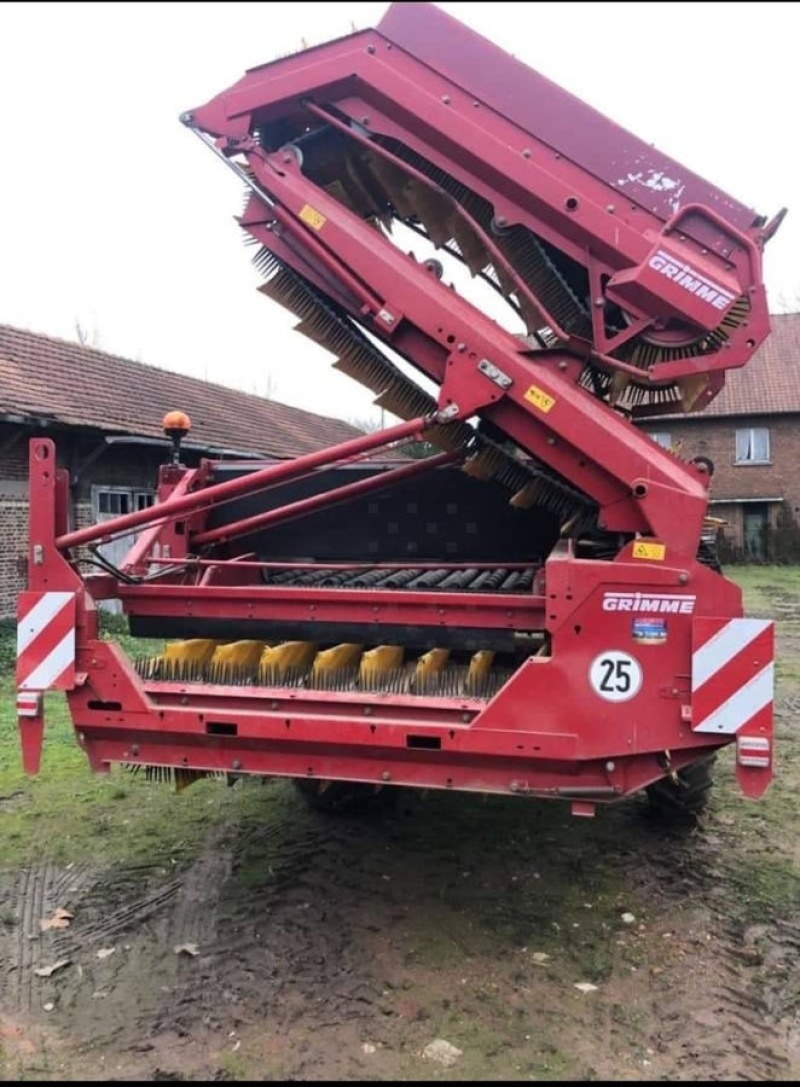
[648,251,734,312]
[602,593,696,615]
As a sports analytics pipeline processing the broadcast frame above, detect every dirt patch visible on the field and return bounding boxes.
[1,775,798,1082]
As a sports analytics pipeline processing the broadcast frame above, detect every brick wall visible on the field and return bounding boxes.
[639,414,800,550]
[0,496,28,618]
[0,424,182,618]
[0,430,30,616]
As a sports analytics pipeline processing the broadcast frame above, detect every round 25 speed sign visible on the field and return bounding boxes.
[589,650,643,703]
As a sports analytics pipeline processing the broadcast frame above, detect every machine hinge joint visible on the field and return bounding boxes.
[477,358,513,390]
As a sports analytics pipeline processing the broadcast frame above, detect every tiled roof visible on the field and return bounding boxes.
[678,311,800,419]
[0,323,361,458]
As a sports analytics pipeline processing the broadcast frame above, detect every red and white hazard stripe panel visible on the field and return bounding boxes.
[691,617,774,735]
[16,591,76,691]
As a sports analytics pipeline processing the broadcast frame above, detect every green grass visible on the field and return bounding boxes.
[730,565,800,684]
[94,609,165,661]
[0,613,287,870]
[0,617,16,675]
[0,681,284,869]
[731,564,800,615]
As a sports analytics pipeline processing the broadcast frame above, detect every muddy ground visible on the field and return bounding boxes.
[1,571,799,1081]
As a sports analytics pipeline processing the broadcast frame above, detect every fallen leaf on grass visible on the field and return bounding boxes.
[39,908,74,932]
[34,959,71,978]
[173,943,199,957]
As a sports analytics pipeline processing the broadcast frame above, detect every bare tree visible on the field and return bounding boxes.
[347,415,383,433]
[346,414,437,459]
[74,318,102,348]
[250,371,278,400]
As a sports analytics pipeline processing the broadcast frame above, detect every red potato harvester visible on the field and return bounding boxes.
[17,2,785,818]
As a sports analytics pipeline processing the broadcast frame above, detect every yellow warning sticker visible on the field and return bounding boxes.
[524,385,556,414]
[632,541,666,561]
[299,204,326,231]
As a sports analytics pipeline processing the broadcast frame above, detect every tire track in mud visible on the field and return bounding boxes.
[12,864,38,1013]
[1,862,95,1013]
[2,772,796,1080]
[206,793,796,1080]
[151,809,389,1043]
[59,876,182,955]
[611,579,800,1084]
[168,849,233,949]
[622,824,798,1081]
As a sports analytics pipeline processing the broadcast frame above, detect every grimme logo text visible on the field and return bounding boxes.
[649,249,734,311]
[602,592,696,614]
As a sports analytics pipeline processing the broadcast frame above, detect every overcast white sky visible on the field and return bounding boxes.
[1,1,797,425]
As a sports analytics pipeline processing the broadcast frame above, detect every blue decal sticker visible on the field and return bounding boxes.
[632,618,667,644]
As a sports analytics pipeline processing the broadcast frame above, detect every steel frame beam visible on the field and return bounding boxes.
[56,414,432,552]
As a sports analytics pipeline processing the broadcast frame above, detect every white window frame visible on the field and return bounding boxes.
[91,485,155,521]
[735,427,770,465]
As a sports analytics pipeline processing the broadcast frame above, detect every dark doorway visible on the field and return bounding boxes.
[743,503,770,561]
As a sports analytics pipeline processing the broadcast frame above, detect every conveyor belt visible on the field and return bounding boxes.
[260,565,537,593]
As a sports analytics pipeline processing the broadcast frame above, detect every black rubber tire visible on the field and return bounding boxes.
[645,754,717,820]
[292,777,399,815]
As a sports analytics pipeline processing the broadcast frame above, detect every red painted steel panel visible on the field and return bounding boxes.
[377,3,756,230]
